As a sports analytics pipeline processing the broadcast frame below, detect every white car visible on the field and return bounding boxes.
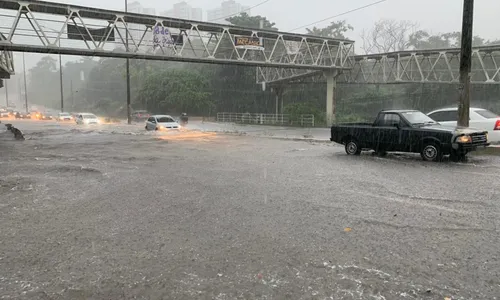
[57,112,73,121]
[427,107,500,143]
[75,113,100,125]
[145,115,180,131]
[0,109,10,118]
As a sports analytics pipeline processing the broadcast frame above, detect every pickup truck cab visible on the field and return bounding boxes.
[330,109,489,162]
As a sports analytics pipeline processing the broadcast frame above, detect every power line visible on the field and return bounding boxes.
[288,0,388,32]
[208,0,271,22]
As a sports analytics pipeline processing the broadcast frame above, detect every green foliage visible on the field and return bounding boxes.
[306,20,353,39]
[408,30,487,49]
[138,68,213,114]
[27,56,59,108]
[283,102,325,125]
[226,13,277,30]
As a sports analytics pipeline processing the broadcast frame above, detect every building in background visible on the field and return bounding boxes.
[162,1,203,21]
[207,0,250,23]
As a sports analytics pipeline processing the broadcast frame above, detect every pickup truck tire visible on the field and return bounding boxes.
[420,142,442,162]
[345,140,362,155]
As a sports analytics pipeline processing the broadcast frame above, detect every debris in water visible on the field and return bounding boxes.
[344,227,352,232]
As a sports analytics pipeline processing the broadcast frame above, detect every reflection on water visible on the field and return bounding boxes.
[155,129,217,141]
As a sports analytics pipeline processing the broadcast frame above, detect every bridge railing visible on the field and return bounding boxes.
[216,112,314,127]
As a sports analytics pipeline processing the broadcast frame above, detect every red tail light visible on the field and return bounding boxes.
[495,120,500,130]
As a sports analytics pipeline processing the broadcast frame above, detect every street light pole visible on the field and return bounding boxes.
[22,52,28,113]
[4,79,8,107]
[457,0,474,127]
[125,0,132,124]
[58,39,64,112]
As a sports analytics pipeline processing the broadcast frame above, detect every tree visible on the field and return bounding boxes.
[137,68,213,114]
[226,13,277,30]
[305,20,353,39]
[360,19,418,54]
[408,30,486,49]
[27,56,59,108]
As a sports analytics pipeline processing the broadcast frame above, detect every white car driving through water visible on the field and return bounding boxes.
[145,115,180,131]
[75,113,100,125]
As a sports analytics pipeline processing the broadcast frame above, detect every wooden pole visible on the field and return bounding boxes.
[457,0,474,127]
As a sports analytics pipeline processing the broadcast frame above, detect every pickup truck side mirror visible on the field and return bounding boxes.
[392,122,400,129]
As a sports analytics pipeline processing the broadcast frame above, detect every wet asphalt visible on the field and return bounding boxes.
[0,120,499,299]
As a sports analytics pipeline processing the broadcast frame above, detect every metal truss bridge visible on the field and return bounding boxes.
[0,0,354,78]
[257,45,500,85]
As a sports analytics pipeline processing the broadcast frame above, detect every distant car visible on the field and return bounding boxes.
[57,112,73,121]
[31,111,43,120]
[15,111,31,119]
[427,107,500,144]
[75,113,100,125]
[132,110,151,122]
[0,110,9,118]
[40,113,54,120]
[145,115,180,131]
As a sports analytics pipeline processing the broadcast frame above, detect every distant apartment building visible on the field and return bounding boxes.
[207,0,250,23]
[162,1,203,21]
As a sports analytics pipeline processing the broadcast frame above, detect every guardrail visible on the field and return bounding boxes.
[216,113,315,127]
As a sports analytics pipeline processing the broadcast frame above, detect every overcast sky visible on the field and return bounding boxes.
[7,0,500,73]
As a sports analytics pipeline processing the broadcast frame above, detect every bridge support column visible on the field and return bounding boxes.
[324,70,338,126]
[271,86,284,120]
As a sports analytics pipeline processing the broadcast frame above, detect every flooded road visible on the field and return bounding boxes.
[1,120,499,299]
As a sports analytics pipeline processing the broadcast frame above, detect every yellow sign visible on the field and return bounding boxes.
[234,36,263,49]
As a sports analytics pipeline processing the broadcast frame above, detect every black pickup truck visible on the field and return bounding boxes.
[330,109,489,161]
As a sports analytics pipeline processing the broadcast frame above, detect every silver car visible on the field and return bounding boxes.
[75,113,100,125]
[145,115,180,131]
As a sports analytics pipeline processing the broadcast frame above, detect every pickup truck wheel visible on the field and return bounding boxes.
[421,143,442,162]
[345,140,361,155]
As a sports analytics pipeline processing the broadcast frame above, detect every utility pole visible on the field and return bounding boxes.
[58,39,64,112]
[457,0,474,127]
[71,79,74,107]
[4,79,8,107]
[125,0,132,124]
[22,52,28,113]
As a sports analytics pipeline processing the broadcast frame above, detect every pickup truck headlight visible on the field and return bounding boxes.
[456,135,472,143]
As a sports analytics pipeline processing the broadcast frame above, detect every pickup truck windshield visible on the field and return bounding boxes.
[401,111,437,125]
